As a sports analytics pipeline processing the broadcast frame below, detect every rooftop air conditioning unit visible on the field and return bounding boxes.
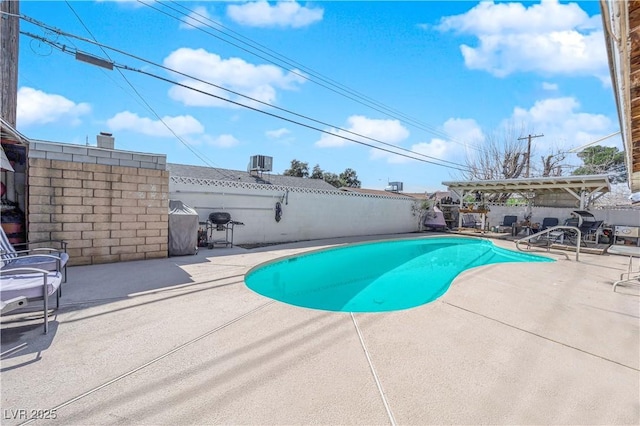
[249,155,273,172]
[385,181,403,192]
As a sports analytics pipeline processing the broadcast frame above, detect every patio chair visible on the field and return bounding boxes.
[461,214,480,228]
[540,217,559,231]
[530,218,560,243]
[582,220,604,245]
[548,217,580,245]
[497,215,518,233]
[0,226,69,282]
[0,268,62,334]
[0,296,27,314]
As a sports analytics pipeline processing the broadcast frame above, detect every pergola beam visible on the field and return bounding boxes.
[442,175,611,210]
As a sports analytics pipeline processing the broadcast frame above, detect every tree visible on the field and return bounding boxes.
[339,168,361,188]
[310,164,324,179]
[572,145,627,182]
[461,124,529,201]
[539,149,566,177]
[461,123,572,200]
[322,172,342,188]
[462,123,529,181]
[284,159,361,188]
[283,159,309,178]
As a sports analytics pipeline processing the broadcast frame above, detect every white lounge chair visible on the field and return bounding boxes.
[0,227,69,282]
[0,296,27,314]
[0,268,63,334]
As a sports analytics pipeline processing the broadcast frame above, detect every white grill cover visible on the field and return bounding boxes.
[168,200,198,256]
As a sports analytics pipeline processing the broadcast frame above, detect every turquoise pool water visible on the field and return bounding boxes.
[244,237,553,313]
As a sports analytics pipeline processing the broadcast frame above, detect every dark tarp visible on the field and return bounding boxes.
[168,200,198,256]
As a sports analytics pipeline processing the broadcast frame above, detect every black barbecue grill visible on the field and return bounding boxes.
[206,212,244,248]
[209,212,231,231]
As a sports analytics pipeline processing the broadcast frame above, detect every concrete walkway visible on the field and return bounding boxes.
[1,233,638,425]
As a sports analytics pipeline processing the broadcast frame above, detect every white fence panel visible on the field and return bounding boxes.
[170,177,418,245]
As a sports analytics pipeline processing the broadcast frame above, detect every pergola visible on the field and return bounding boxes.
[442,174,612,210]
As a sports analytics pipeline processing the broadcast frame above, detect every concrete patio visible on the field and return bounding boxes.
[1,233,638,425]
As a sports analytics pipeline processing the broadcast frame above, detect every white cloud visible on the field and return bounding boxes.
[179,6,214,30]
[441,118,485,147]
[436,0,608,82]
[315,115,409,149]
[437,0,598,35]
[391,98,618,171]
[164,48,306,108]
[106,111,241,149]
[17,87,91,127]
[314,115,485,166]
[106,111,204,137]
[392,118,485,164]
[96,0,143,8]
[201,134,240,148]
[508,97,614,149]
[402,140,450,164]
[227,1,323,28]
[542,82,558,91]
[266,128,291,139]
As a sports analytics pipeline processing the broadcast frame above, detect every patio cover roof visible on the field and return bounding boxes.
[0,118,30,172]
[442,175,611,209]
[0,117,30,146]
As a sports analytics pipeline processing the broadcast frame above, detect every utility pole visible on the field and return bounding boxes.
[518,133,544,178]
[1,0,20,127]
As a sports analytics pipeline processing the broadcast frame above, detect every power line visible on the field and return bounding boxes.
[567,131,621,153]
[125,66,471,170]
[20,29,474,173]
[62,1,237,180]
[517,133,544,178]
[16,14,474,172]
[137,0,485,153]
[21,31,465,171]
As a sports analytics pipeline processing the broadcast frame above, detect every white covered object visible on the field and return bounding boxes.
[168,200,199,256]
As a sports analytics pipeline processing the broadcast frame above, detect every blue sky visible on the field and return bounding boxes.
[15,0,620,192]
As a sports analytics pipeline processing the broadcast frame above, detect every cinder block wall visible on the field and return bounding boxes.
[28,142,169,266]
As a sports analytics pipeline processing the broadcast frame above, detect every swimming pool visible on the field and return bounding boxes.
[245,237,553,312]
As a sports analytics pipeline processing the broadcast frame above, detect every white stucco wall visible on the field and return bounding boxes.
[170,177,419,245]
